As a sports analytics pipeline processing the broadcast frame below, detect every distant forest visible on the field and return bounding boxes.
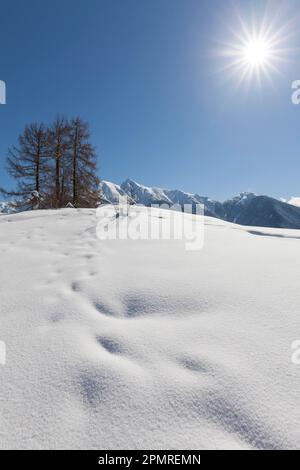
[0,116,100,210]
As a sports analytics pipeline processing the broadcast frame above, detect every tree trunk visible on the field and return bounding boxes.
[36,139,40,193]
[72,121,78,207]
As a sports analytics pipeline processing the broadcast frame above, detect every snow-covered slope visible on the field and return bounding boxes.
[1,208,300,449]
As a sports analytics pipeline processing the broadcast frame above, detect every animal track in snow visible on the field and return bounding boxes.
[96,336,123,354]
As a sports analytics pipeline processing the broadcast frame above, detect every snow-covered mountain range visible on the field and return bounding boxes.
[2,179,300,229]
[100,179,300,229]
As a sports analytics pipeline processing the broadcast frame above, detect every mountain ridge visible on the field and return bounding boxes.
[100,179,300,229]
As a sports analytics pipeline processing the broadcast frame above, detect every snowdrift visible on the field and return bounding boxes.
[0,207,300,449]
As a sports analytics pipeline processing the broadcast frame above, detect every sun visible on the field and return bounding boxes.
[242,39,270,67]
[217,7,293,89]
[220,29,280,88]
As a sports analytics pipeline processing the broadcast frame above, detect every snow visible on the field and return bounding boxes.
[121,179,173,205]
[232,192,257,205]
[105,179,223,219]
[289,196,300,208]
[100,181,130,205]
[0,207,300,449]
[0,202,15,215]
[120,178,219,210]
[100,180,300,229]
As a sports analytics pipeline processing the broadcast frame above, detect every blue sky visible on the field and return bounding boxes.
[1,0,300,201]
